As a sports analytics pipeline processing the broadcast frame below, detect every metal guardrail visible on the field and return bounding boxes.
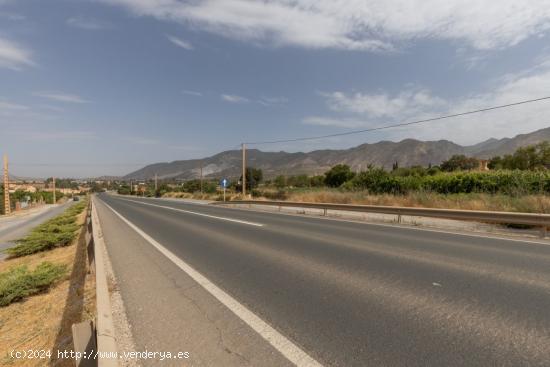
[218,200,550,236]
[73,199,119,367]
[90,199,119,367]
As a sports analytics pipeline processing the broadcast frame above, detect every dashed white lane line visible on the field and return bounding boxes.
[117,197,264,227]
[100,200,322,367]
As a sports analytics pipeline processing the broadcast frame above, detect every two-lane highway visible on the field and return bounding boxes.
[94,193,550,366]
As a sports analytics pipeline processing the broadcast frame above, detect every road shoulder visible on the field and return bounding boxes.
[94,198,293,367]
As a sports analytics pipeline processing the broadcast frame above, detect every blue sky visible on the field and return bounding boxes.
[1,0,550,177]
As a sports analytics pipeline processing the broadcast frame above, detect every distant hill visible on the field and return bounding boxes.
[124,127,550,180]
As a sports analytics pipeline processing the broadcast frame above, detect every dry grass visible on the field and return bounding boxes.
[280,190,550,213]
[161,188,550,213]
[0,208,96,366]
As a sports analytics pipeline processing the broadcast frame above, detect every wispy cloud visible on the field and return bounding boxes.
[0,12,26,21]
[183,89,202,97]
[166,34,193,50]
[0,100,29,112]
[257,96,288,106]
[221,94,249,103]
[0,37,34,70]
[100,0,550,52]
[33,91,91,104]
[66,16,112,30]
[320,89,447,119]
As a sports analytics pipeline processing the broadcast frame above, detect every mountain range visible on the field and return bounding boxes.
[124,127,550,180]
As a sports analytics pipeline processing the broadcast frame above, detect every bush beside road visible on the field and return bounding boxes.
[0,196,95,367]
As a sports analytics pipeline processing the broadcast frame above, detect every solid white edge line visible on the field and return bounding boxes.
[98,199,322,367]
[117,197,264,227]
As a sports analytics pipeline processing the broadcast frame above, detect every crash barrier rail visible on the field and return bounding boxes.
[72,198,118,367]
[217,200,550,238]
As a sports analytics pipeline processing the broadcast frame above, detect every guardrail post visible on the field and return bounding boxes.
[323,208,327,216]
[397,214,402,224]
[540,226,547,239]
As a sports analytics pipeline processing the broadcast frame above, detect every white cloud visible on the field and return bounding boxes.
[258,96,288,106]
[0,12,26,21]
[221,94,249,103]
[308,60,550,144]
[0,37,34,70]
[0,100,29,112]
[321,89,447,119]
[33,92,90,104]
[99,0,550,51]
[166,34,193,50]
[183,90,202,96]
[66,17,112,30]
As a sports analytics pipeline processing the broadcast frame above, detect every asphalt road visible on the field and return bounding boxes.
[95,193,550,367]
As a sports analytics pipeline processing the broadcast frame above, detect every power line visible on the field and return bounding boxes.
[10,163,150,167]
[244,95,550,145]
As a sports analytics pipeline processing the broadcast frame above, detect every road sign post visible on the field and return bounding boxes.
[220,178,230,202]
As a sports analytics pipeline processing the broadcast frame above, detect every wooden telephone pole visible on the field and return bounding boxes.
[242,143,246,198]
[200,161,203,194]
[52,176,56,204]
[3,155,10,214]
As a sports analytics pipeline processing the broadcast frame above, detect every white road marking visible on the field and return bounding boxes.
[223,204,550,246]
[432,282,442,287]
[99,200,322,367]
[117,197,264,227]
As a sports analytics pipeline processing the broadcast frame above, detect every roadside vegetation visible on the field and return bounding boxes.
[0,195,94,366]
[119,142,550,213]
[0,262,67,307]
[5,200,88,258]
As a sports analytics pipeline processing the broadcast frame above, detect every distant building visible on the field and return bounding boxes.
[8,183,38,193]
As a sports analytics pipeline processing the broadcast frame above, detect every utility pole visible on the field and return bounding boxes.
[242,143,246,198]
[3,155,10,215]
[200,161,203,194]
[52,176,56,204]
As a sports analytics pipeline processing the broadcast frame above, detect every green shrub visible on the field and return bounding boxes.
[324,164,355,188]
[4,199,88,258]
[345,169,550,196]
[0,262,67,306]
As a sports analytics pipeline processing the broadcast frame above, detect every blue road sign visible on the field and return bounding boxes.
[220,178,230,188]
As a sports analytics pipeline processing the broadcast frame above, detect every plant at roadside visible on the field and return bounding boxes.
[324,164,355,187]
[5,199,88,258]
[0,262,67,307]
